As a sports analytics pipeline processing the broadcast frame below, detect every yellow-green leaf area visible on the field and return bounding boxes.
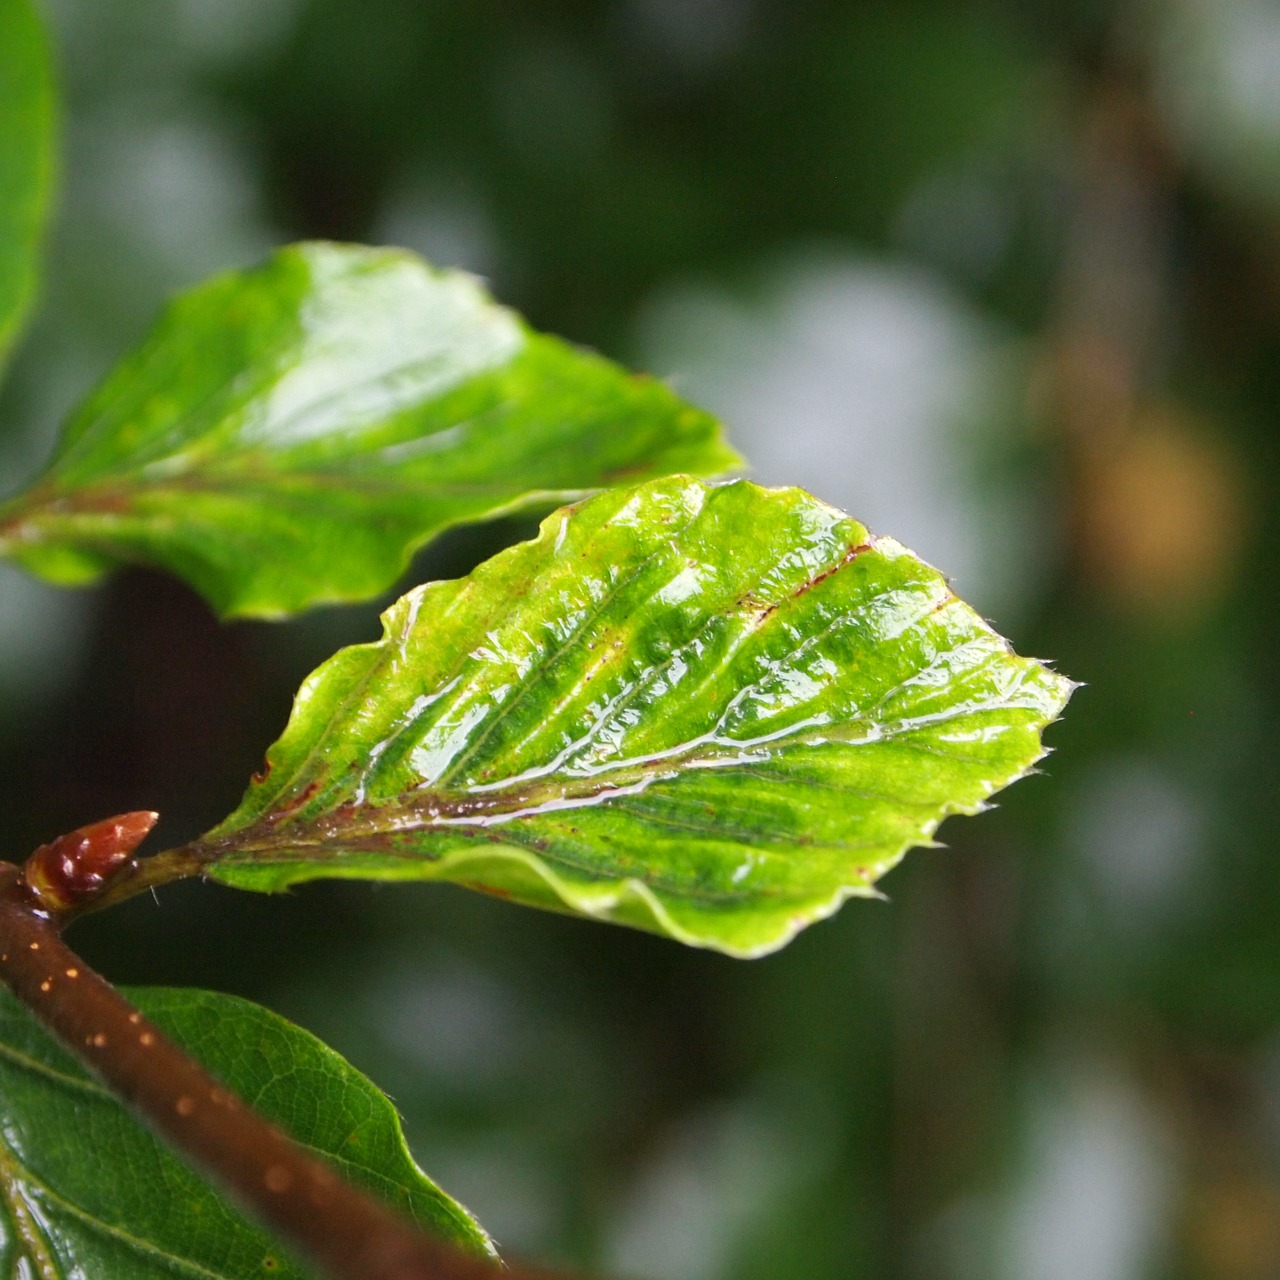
[0,0,54,369]
[0,986,494,1279]
[0,242,738,616]
[204,477,1073,957]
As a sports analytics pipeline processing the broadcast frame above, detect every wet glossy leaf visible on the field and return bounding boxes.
[0,242,738,616]
[200,477,1073,957]
[0,0,54,368]
[0,985,495,1278]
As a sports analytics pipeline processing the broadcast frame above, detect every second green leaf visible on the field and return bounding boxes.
[0,243,737,617]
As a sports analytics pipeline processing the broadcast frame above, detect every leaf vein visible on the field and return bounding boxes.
[433,503,705,786]
[15,1168,253,1280]
[0,1037,110,1098]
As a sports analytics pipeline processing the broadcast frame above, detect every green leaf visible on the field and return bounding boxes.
[199,477,1073,957]
[0,242,738,616]
[0,0,54,369]
[0,985,495,1278]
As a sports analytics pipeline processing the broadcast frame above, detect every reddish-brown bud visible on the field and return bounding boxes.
[23,812,158,913]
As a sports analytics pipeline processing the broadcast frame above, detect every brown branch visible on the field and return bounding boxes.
[0,862,563,1280]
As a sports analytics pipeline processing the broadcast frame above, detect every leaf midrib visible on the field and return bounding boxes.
[0,1041,253,1279]
[208,692,1018,872]
[0,1149,252,1280]
[0,1136,62,1280]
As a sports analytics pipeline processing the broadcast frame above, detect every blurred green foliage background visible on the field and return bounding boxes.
[2,1,1279,1276]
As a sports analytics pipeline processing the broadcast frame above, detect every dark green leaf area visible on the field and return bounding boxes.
[0,986,494,1279]
[0,0,54,367]
[0,242,737,616]
[205,477,1072,956]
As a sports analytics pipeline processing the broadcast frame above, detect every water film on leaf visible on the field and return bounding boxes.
[194,477,1073,956]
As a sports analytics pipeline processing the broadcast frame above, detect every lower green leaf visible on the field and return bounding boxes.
[0,986,495,1279]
